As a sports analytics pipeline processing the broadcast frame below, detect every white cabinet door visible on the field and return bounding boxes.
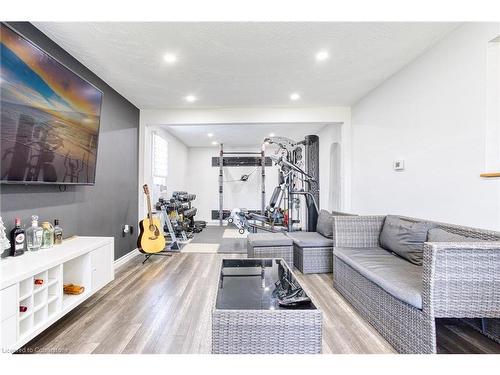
[1,315,17,352]
[1,284,17,321]
[90,244,114,292]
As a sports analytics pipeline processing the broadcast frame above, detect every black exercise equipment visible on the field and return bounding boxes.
[227,135,320,233]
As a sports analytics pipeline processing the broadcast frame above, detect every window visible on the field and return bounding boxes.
[152,132,168,185]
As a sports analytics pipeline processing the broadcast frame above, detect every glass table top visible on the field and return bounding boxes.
[215,258,316,311]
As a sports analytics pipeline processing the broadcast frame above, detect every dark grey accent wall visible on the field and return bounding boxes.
[0,22,139,260]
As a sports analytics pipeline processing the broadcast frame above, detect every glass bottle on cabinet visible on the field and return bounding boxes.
[53,219,63,244]
[41,221,54,249]
[9,217,25,257]
[26,215,43,252]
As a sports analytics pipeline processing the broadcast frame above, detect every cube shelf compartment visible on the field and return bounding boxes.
[47,299,59,317]
[33,271,48,292]
[33,289,47,310]
[33,306,48,328]
[48,283,59,298]
[62,254,90,310]
[19,314,33,339]
[48,265,61,282]
[19,295,33,321]
[19,277,33,301]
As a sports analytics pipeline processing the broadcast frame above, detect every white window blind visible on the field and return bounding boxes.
[152,133,168,184]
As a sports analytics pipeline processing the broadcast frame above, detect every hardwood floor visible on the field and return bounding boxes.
[19,253,500,354]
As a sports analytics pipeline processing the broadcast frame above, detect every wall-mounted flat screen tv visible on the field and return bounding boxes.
[0,23,103,185]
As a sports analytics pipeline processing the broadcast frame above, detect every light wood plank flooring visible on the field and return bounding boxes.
[18,253,500,354]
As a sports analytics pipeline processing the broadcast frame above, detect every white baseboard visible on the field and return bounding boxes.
[114,248,140,270]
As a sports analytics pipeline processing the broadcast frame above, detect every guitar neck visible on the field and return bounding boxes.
[146,192,153,221]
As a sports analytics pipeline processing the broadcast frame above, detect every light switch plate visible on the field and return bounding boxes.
[393,160,405,171]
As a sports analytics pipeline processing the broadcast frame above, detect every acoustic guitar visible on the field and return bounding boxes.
[138,184,166,253]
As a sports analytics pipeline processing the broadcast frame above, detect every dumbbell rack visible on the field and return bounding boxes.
[160,206,182,251]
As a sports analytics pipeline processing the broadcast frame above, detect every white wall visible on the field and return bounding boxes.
[352,23,500,230]
[139,106,352,221]
[143,126,189,205]
[316,124,343,211]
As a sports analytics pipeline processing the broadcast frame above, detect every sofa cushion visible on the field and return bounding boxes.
[316,210,334,239]
[331,211,356,216]
[427,228,484,242]
[379,216,434,266]
[247,232,293,247]
[334,247,423,309]
[286,231,334,248]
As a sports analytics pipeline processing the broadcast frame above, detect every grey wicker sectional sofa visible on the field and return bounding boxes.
[332,215,500,353]
[287,210,356,274]
[288,231,333,274]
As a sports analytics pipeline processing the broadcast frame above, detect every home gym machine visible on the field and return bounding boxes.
[227,135,319,233]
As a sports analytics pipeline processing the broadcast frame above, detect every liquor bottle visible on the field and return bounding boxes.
[9,218,25,257]
[41,221,54,249]
[26,215,43,252]
[53,219,63,245]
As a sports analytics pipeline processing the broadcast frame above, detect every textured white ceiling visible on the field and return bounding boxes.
[34,22,458,109]
[161,123,333,147]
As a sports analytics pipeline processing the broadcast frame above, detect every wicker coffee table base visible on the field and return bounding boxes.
[212,309,322,354]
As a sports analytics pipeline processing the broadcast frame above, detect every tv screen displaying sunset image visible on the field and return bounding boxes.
[0,23,103,184]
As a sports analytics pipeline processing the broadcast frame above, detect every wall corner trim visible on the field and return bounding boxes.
[114,248,140,270]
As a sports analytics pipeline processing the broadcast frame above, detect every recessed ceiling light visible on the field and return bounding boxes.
[185,95,197,103]
[315,50,329,62]
[212,141,218,145]
[269,133,275,137]
[207,133,214,138]
[290,93,300,101]
[163,53,177,64]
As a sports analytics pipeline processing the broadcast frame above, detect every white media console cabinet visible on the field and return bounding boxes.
[0,236,114,353]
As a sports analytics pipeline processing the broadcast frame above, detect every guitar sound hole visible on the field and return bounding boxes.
[148,224,160,239]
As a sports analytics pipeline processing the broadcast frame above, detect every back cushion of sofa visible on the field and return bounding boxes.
[316,210,334,239]
[427,228,484,242]
[331,211,355,216]
[379,216,434,266]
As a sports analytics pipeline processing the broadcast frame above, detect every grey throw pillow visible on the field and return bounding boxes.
[379,216,434,266]
[316,210,334,239]
[427,228,484,242]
